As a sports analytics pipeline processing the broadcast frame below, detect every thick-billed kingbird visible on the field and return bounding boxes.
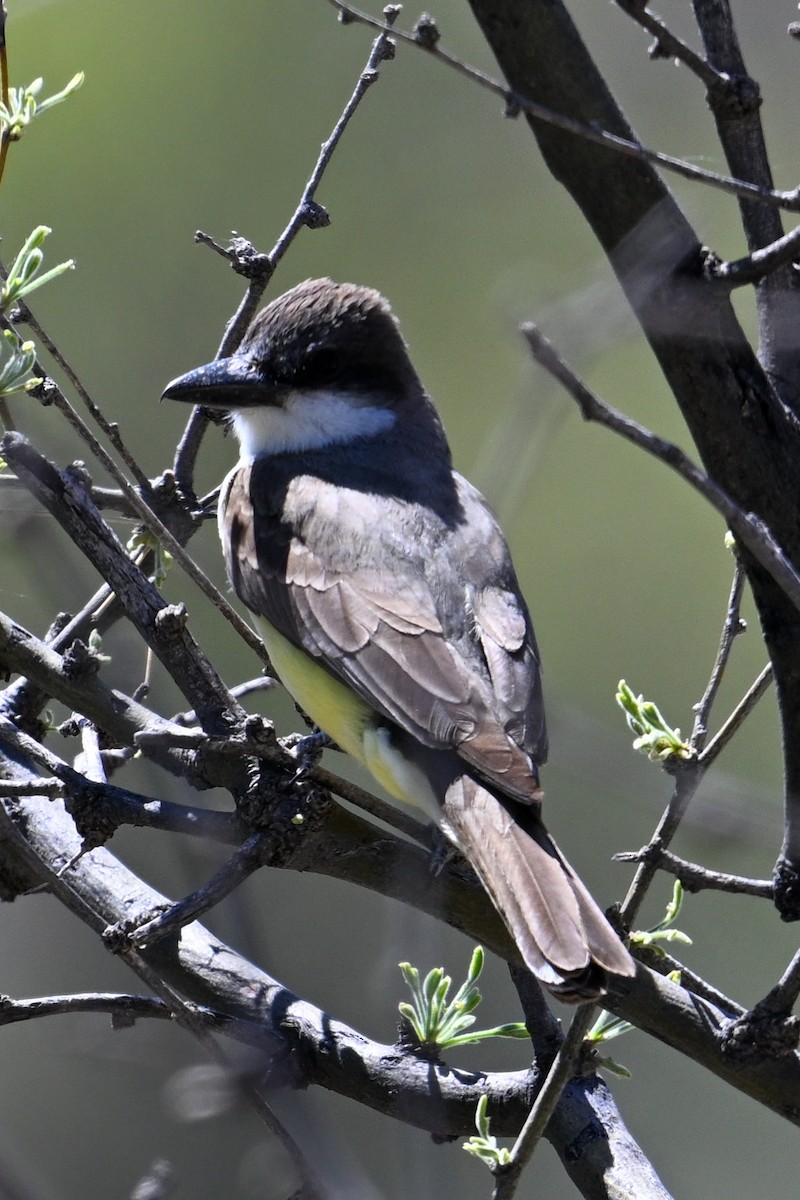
[163,278,634,1000]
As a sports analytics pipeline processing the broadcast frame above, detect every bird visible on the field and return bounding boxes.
[162,278,635,1000]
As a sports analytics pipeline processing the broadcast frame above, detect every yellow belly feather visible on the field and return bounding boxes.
[254,615,439,817]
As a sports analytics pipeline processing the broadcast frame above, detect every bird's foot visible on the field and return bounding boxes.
[282,728,333,779]
[428,825,457,877]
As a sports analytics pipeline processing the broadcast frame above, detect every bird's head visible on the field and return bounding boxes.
[162,278,431,460]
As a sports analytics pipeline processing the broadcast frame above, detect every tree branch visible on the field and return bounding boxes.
[522,324,800,616]
[616,846,773,900]
[172,12,398,496]
[465,0,800,922]
[327,0,800,212]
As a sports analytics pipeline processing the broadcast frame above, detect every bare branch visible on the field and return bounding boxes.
[269,14,397,274]
[704,223,800,288]
[761,948,800,1017]
[326,0,800,213]
[522,324,800,618]
[12,300,153,493]
[127,832,269,947]
[2,370,270,670]
[614,0,724,87]
[5,766,800,1139]
[616,846,772,900]
[691,561,747,752]
[173,14,398,494]
[0,991,173,1027]
[698,664,773,768]
[0,715,243,846]
[0,606,192,780]
[494,1004,598,1200]
[1,434,248,736]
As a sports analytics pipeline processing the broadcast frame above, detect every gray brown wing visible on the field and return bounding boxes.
[222,462,546,803]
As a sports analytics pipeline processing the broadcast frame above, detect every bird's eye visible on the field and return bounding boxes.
[303,345,340,383]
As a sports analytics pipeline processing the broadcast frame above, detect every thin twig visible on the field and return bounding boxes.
[327,0,800,213]
[18,305,153,492]
[614,0,725,88]
[698,664,773,768]
[705,224,800,288]
[2,409,270,668]
[0,714,242,839]
[616,846,772,899]
[619,770,705,929]
[308,762,432,845]
[0,991,173,1027]
[0,606,193,780]
[493,1004,596,1199]
[270,14,397,270]
[761,948,800,1016]
[691,561,747,752]
[129,832,266,947]
[0,2,10,190]
[171,675,277,726]
[635,944,744,1015]
[0,298,266,666]
[522,324,800,618]
[619,658,773,929]
[172,13,398,495]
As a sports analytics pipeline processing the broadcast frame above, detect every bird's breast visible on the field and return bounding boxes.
[254,613,440,820]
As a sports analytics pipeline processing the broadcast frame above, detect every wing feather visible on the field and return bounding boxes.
[225,461,546,800]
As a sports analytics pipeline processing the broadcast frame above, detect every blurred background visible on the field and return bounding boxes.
[0,0,797,1196]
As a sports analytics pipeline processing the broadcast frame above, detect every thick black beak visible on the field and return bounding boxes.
[161,356,277,409]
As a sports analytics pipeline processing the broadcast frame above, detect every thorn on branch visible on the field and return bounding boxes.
[648,36,669,61]
[720,1007,800,1063]
[773,858,800,921]
[26,375,56,406]
[300,200,330,230]
[413,13,441,50]
[194,229,233,259]
[227,234,273,283]
[707,72,762,120]
[153,603,188,642]
[61,638,102,680]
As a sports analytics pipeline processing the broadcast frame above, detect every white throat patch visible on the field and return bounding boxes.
[231,388,397,460]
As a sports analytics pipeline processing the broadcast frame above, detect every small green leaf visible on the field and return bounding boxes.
[586,1008,634,1044]
[0,332,40,396]
[616,680,692,763]
[0,72,84,141]
[87,628,111,664]
[590,883,691,1074]
[631,880,692,950]
[397,947,530,1051]
[462,1095,511,1168]
[0,227,75,310]
[594,1055,632,1078]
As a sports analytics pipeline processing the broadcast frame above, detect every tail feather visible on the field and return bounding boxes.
[443,776,635,1001]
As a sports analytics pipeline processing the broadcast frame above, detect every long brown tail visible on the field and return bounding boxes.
[443,776,635,1001]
